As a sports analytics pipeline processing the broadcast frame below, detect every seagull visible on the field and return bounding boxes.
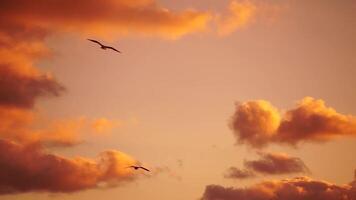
[127,165,150,172]
[87,39,122,53]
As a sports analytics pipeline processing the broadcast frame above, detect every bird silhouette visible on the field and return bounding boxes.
[127,165,150,172]
[87,39,122,53]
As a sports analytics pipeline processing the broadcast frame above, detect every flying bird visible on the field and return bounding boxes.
[127,165,150,172]
[87,39,122,53]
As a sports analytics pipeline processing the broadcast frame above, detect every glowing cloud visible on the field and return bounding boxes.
[0,139,139,194]
[217,1,257,35]
[230,97,356,148]
[202,175,356,200]
[92,118,119,134]
[0,0,211,39]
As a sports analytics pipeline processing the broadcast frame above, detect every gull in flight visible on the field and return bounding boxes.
[127,165,150,172]
[87,39,122,53]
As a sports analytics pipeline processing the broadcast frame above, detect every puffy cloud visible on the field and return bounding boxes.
[230,100,281,147]
[277,97,356,144]
[202,175,356,200]
[225,152,308,179]
[0,139,139,194]
[230,97,356,148]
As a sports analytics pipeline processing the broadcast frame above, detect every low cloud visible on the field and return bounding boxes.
[245,152,309,175]
[202,174,356,200]
[225,152,308,179]
[224,167,255,179]
[0,139,139,194]
[230,97,356,148]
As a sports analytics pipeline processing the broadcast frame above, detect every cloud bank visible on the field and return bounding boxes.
[0,139,139,194]
[202,174,356,200]
[0,0,211,39]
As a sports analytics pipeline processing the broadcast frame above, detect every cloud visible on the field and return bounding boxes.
[216,0,285,36]
[224,167,255,179]
[92,118,119,134]
[225,152,308,179]
[230,100,281,147]
[230,97,356,148]
[202,175,356,200]
[217,1,257,35]
[0,60,64,109]
[0,139,140,194]
[0,107,120,147]
[0,0,211,39]
[245,152,309,175]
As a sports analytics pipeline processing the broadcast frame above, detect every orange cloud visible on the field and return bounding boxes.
[0,139,138,194]
[277,97,356,144]
[92,118,119,134]
[0,107,120,147]
[202,174,356,200]
[230,97,356,148]
[0,0,211,39]
[230,100,281,147]
[217,1,257,35]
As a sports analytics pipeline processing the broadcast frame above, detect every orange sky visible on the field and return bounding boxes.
[1,0,356,199]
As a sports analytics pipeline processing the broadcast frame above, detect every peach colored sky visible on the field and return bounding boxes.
[1,0,356,199]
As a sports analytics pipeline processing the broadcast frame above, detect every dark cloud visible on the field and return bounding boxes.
[0,139,139,194]
[245,152,309,175]
[225,152,308,179]
[202,175,356,200]
[230,97,356,148]
[224,167,255,179]
[0,64,64,108]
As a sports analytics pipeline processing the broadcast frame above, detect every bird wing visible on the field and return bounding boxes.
[107,46,122,53]
[139,167,150,172]
[87,39,103,46]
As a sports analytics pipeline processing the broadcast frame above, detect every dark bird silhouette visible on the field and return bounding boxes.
[87,39,122,53]
[127,165,150,172]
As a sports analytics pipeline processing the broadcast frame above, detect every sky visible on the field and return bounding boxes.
[0,0,356,200]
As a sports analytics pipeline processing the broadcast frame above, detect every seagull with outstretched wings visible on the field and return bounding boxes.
[127,165,150,172]
[87,39,122,53]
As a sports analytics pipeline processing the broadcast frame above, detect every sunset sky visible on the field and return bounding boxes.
[1,0,356,200]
